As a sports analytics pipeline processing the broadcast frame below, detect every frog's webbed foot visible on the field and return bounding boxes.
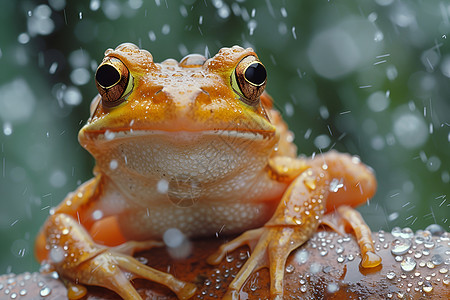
[44,214,196,300]
[209,166,330,299]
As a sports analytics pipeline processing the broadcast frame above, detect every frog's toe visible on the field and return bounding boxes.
[207,228,264,265]
[114,252,197,299]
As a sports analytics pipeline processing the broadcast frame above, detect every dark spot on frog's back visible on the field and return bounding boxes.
[180,54,207,67]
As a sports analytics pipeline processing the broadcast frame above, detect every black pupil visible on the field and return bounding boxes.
[244,62,266,85]
[96,64,120,88]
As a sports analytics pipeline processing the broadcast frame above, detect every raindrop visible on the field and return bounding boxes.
[367,91,389,112]
[426,156,441,172]
[102,0,122,20]
[329,178,344,193]
[90,0,100,11]
[148,31,156,42]
[109,159,118,170]
[163,228,185,248]
[368,12,378,22]
[70,68,90,85]
[314,134,330,149]
[390,4,416,28]
[69,49,90,68]
[3,123,12,136]
[392,112,428,149]
[278,22,287,35]
[294,249,309,264]
[280,7,287,17]
[307,28,361,79]
[430,254,443,265]
[248,19,257,35]
[49,170,67,188]
[327,282,339,293]
[400,257,416,272]
[310,263,321,273]
[386,271,396,279]
[48,0,66,11]
[179,6,188,18]
[284,102,294,117]
[422,281,433,293]
[49,246,65,263]
[441,56,450,78]
[425,224,444,236]
[92,210,103,220]
[217,4,230,19]
[157,179,169,193]
[0,78,36,123]
[17,33,30,44]
[319,106,329,119]
[63,86,82,106]
[391,238,412,255]
[129,0,143,9]
[374,31,384,42]
[161,24,170,35]
[49,62,58,74]
[285,265,294,273]
[39,286,52,297]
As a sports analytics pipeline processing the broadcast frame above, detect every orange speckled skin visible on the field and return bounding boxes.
[35,43,378,300]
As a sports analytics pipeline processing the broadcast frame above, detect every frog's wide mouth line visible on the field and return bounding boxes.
[80,128,275,142]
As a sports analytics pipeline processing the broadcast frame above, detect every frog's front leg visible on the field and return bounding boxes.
[208,165,330,300]
[36,176,196,300]
[43,213,196,300]
[209,152,380,299]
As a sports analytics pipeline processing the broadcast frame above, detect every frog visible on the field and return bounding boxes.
[35,43,381,300]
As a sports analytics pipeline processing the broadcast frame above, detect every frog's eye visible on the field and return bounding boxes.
[95,57,134,108]
[231,55,267,106]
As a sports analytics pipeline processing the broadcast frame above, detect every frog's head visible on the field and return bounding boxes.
[79,43,279,193]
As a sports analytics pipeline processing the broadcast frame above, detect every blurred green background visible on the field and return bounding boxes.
[0,0,448,274]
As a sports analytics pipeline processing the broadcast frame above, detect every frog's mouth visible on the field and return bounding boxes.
[79,129,278,185]
[81,128,275,143]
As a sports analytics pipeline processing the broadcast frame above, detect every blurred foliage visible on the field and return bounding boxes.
[0,0,448,274]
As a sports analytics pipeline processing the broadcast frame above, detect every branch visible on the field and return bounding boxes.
[1,230,448,299]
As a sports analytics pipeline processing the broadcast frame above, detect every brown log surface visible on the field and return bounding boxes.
[1,230,448,299]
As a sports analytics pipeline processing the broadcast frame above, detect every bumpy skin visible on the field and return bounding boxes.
[35,43,379,300]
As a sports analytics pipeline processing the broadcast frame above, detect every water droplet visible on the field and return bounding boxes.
[63,86,82,106]
[49,246,65,263]
[415,230,432,244]
[393,111,428,149]
[327,282,339,293]
[39,286,52,297]
[391,238,411,255]
[329,178,344,193]
[314,134,331,150]
[294,249,309,264]
[386,271,396,279]
[400,257,416,272]
[367,91,390,112]
[431,254,443,266]
[319,249,328,256]
[422,281,433,293]
[285,265,295,273]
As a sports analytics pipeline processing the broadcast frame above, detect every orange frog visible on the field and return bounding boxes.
[35,43,381,300]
